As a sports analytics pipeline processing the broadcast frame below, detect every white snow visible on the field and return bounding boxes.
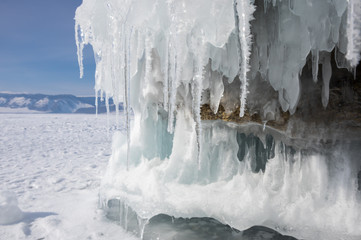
[0,108,42,114]
[34,98,49,108]
[8,97,31,108]
[0,114,138,240]
[74,102,94,111]
[0,191,24,225]
[0,97,6,104]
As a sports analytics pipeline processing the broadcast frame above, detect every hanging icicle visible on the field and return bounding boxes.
[234,0,255,117]
[346,0,361,67]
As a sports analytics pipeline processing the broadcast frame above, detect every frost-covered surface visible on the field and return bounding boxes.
[74,0,361,239]
[0,114,137,240]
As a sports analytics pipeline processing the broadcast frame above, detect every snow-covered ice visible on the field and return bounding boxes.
[0,114,137,240]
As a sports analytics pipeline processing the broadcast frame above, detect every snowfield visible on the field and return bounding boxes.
[0,114,137,240]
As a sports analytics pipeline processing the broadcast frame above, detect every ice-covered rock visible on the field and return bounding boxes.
[75,0,361,239]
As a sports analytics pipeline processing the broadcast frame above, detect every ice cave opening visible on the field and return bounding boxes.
[75,0,361,239]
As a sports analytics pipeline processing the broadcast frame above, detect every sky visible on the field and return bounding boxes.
[0,0,96,96]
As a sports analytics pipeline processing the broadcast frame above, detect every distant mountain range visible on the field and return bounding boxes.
[0,93,123,113]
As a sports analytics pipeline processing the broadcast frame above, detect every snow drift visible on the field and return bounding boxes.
[0,191,24,225]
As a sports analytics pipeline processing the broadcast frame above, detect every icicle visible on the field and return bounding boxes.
[75,23,84,78]
[115,102,119,129]
[100,90,104,102]
[321,53,332,108]
[105,94,110,114]
[192,74,202,170]
[127,28,132,169]
[163,38,170,112]
[263,121,267,131]
[137,217,148,240]
[144,31,153,85]
[289,0,295,13]
[167,41,177,133]
[167,0,177,133]
[191,31,205,170]
[354,67,357,80]
[124,204,129,231]
[195,83,202,170]
[105,94,110,137]
[124,27,133,171]
[234,0,255,117]
[124,33,129,170]
[264,0,268,13]
[312,49,319,82]
[346,0,361,67]
[95,90,98,116]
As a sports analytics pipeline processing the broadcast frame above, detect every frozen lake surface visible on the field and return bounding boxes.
[0,113,137,240]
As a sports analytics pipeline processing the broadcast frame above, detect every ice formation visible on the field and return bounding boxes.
[75,0,361,239]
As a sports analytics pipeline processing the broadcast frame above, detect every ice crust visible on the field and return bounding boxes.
[75,0,361,239]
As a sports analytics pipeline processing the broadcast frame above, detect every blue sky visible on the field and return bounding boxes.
[0,0,96,96]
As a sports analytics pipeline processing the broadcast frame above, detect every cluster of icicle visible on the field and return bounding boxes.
[74,0,361,119]
[75,0,361,168]
[75,0,255,167]
[255,0,361,114]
